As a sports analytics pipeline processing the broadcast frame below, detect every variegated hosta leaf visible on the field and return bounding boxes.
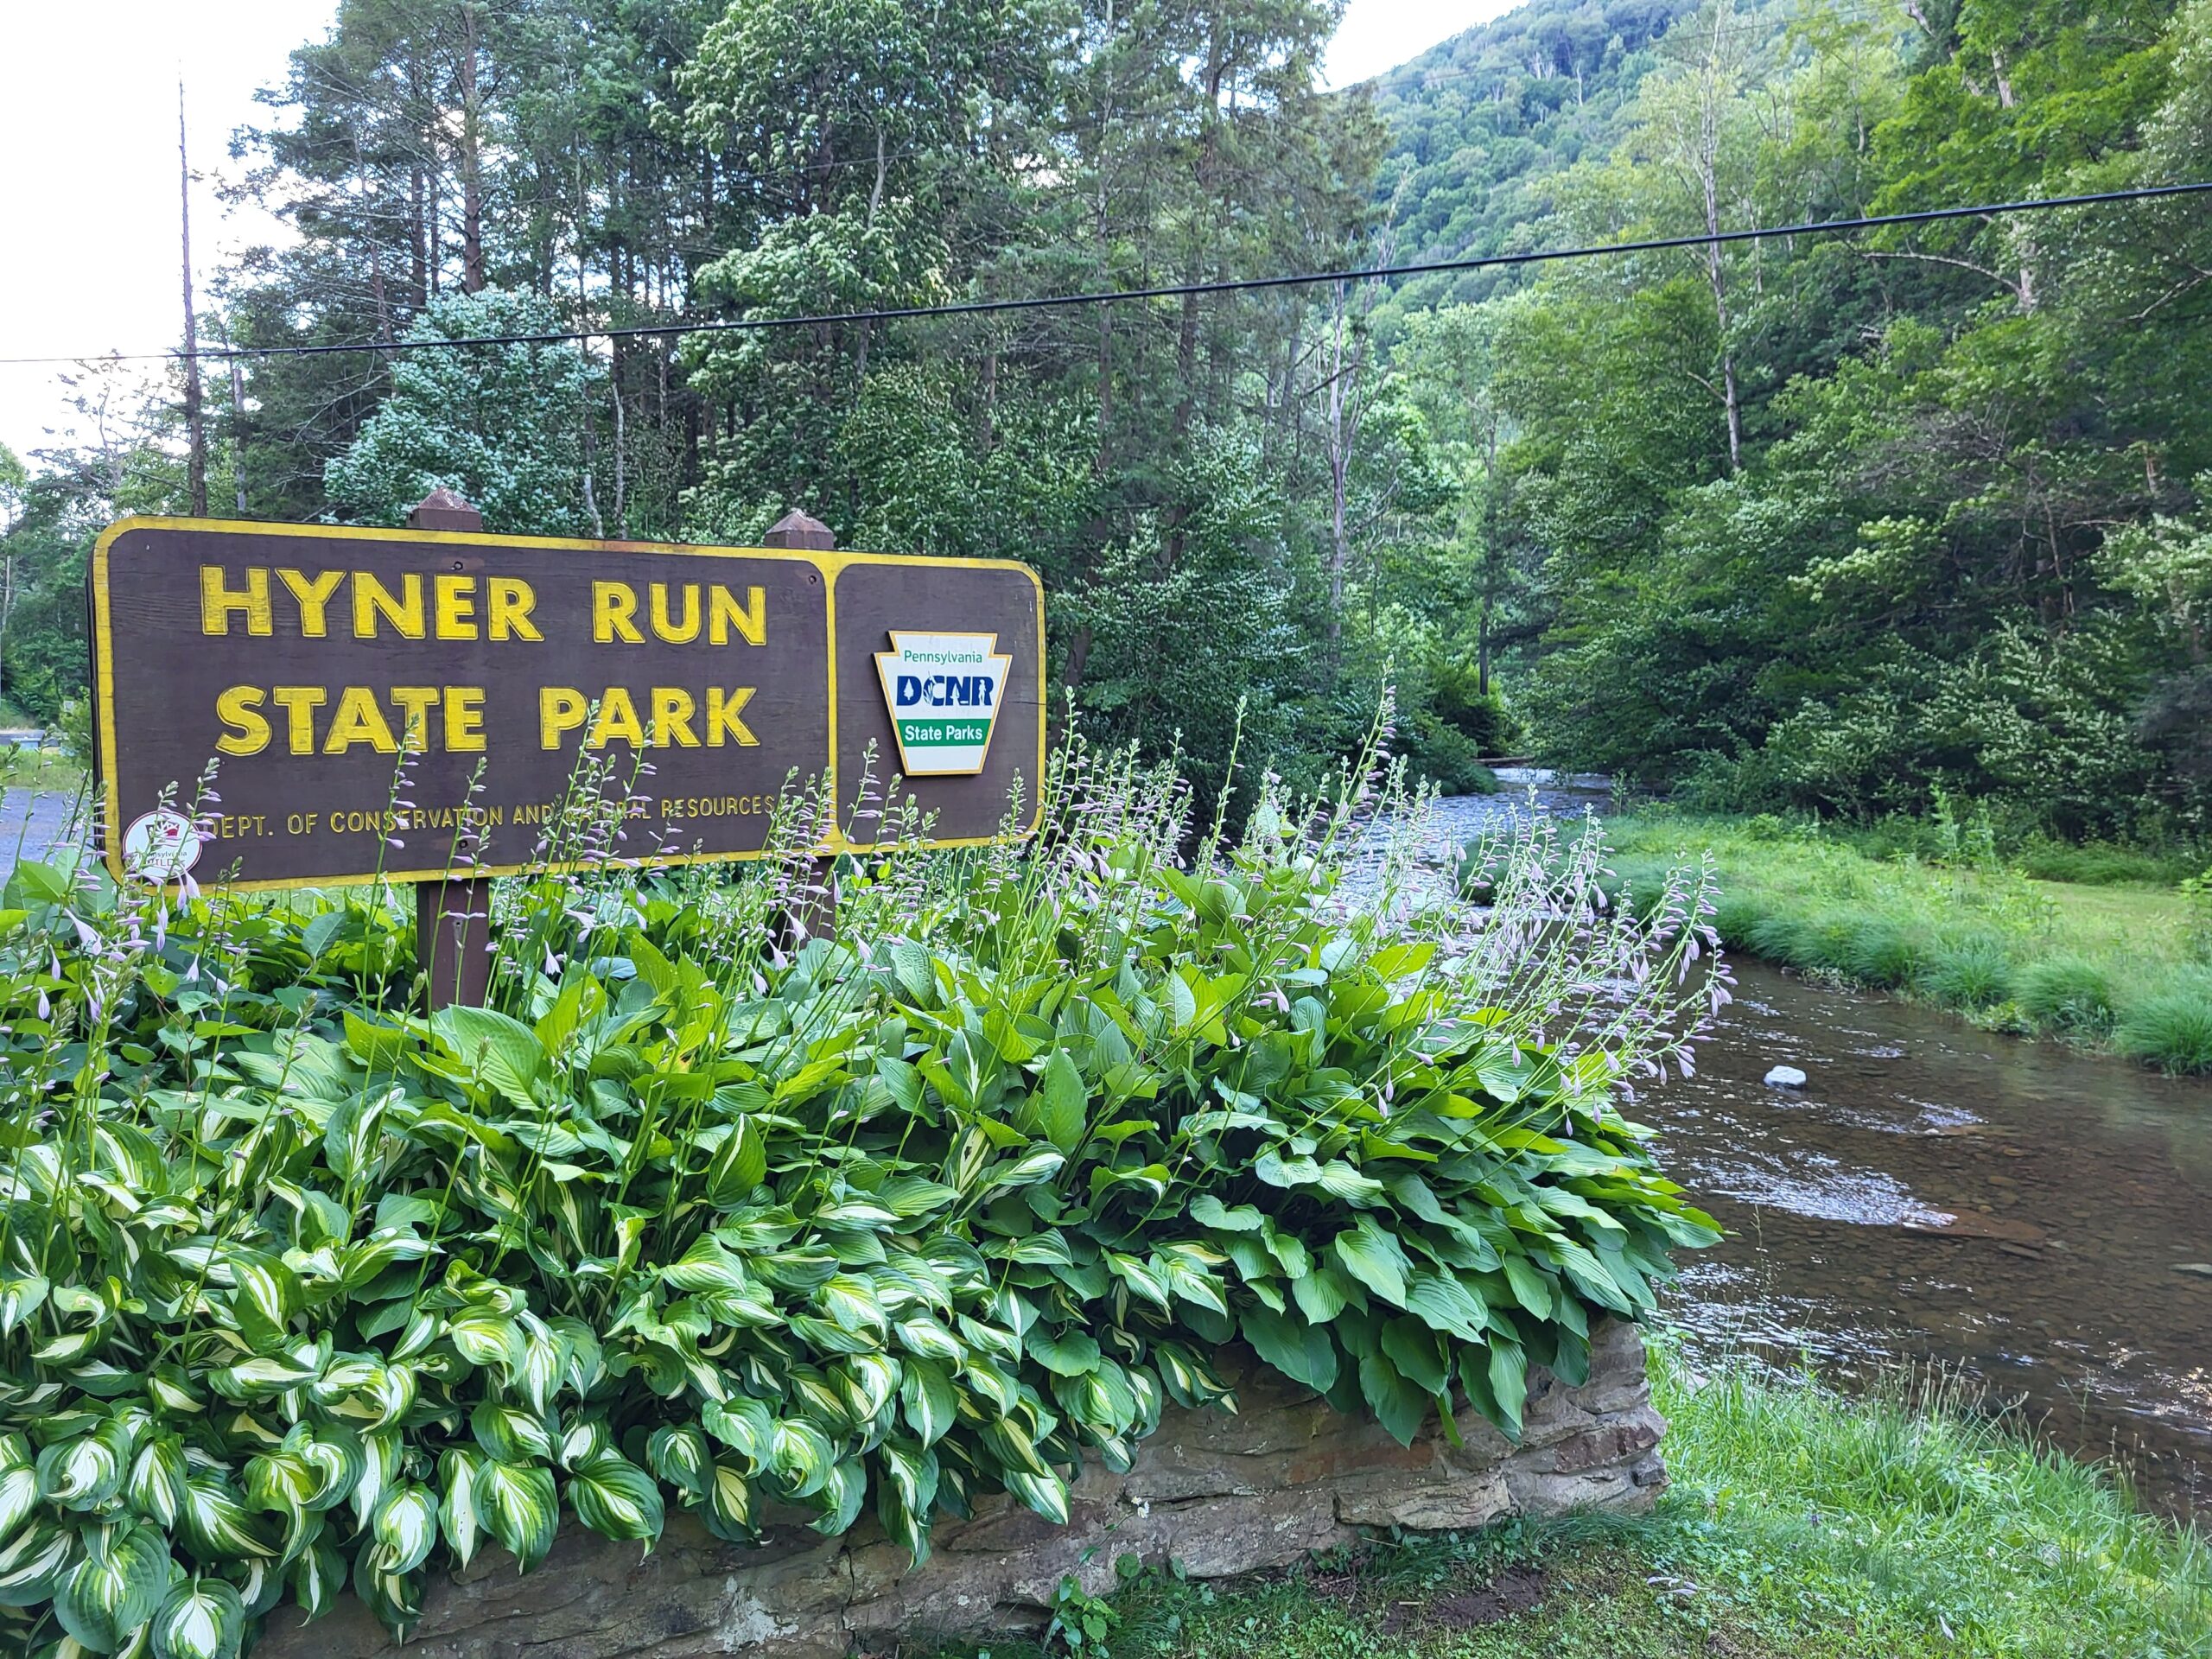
[898,1357,957,1447]
[228,1554,287,1618]
[698,1457,754,1543]
[125,1438,188,1531]
[437,1451,483,1570]
[0,1517,76,1608]
[566,1454,663,1545]
[348,1548,422,1640]
[445,1310,519,1371]
[350,1430,402,1529]
[144,1370,203,1418]
[288,1541,346,1623]
[699,1396,772,1471]
[767,1420,836,1500]
[291,1424,364,1514]
[511,1315,562,1417]
[181,1478,273,1560]
[37,1434,123,1513]
[472,1460,557,1571]
[837,1354,902,1425]
[207,1338,325,1404]
[556,1417,609,1472]
[645,1425,709,1500]
[222,1249,302,1352]
[1002,1469,1071,1527]
[371,1484,438,1576]
[546,1318,605,1397]
[0,1276,48,1337]
[471,1402,556,1466]
[54,1522,170,1653]
[149,1577,245,1659]
[808,1460,867,1537]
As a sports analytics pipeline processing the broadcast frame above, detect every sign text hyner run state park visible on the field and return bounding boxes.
[89,518,1044,889]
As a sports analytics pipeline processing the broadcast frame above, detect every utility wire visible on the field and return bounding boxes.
[3,180,2210,369]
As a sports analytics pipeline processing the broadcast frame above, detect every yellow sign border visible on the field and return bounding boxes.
[89,516,1047,890]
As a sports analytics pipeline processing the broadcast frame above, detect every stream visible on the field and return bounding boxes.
[1432,776,2212,1517]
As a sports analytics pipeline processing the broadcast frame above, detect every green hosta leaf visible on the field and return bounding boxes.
[1022,1051,1088,1154]
[1487,1338,1529,1440]
[54,1522,170,1653]
[430,1005,547,1106]
[1403,1269,1488,1343]
[149,1577,245,1659]
[1330,1217,1409,1308]
[568,1454,664,1545]
[1189,1195,1263,1233]
[372,1484,438,1576]
[899,1357,957,1447]
[1501,1255,1554,1320]
[436,1450,483,1569]
[1290,1265,1350,1324]
[1103,1251,1171,1310]
[1380,1318,1451,1395]
[1357,1351,1434,1448]
[1023,1327,1100,1378]
[0,1517,75,1607]
[473,1461,558,1571]
[1240,1307,1338,1394]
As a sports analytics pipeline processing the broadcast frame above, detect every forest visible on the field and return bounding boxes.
[5,0,2212,840]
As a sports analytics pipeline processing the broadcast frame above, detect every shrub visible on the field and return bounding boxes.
[0,737,1720,1650]
[2113,976,2212,1074]
[2014,957,2117,1034]
[1924,937,2014,1009]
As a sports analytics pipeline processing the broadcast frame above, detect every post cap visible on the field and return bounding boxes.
[761,508,835,550]
[407,488,483,532]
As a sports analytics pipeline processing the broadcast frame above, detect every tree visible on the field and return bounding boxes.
[324,290,601,533]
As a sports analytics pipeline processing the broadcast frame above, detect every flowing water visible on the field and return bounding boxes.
[1418,778,2212,1516]
[1650,958,2212,1516]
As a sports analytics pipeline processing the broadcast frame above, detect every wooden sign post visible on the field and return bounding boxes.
[88,503,1045,1007]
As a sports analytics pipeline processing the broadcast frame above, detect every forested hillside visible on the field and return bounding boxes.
[8,0,2212,842]
[1363,0,1706,334]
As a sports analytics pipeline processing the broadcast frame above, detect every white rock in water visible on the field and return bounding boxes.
[1764,1065,1808,1088]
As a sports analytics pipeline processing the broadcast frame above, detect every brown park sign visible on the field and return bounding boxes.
[90,518,1045,889]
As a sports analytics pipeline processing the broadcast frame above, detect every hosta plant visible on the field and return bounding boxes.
[0,731,1721,1654]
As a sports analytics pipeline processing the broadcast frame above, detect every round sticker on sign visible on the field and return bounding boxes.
[121,809,203,881]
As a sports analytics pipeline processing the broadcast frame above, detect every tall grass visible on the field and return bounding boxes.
[1604,813,2212,1077]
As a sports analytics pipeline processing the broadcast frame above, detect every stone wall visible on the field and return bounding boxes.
[259,1319,1662,1659]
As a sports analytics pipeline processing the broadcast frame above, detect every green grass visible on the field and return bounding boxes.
[908,1350,2212,1659]
[1602,811,2212,1075]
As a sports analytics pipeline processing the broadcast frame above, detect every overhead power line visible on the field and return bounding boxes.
[3,180,2210,370]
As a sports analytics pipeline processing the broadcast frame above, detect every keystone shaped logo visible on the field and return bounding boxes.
[874,631,1010,777]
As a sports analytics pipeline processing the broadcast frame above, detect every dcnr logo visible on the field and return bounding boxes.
[874,631,1012,777]
[893,671,1001,711]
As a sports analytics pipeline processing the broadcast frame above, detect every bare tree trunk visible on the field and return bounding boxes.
[178,82,207,517]
[853,128,887,385]
[1325,283,1353,664]
[459,4,486,295]
[230,354,247,515]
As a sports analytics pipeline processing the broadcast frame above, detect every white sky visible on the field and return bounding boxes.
[0,0,1514,468]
